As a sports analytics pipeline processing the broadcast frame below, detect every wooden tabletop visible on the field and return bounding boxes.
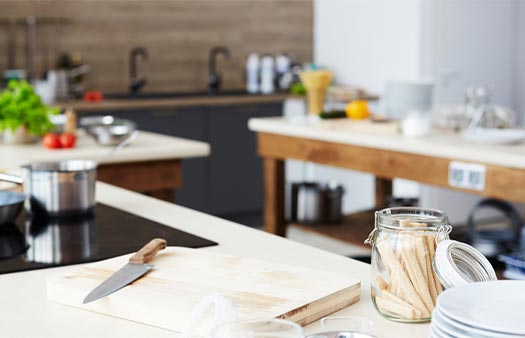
[249,117,525,170]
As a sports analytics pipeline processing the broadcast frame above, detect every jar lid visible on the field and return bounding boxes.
[434,239,497,289]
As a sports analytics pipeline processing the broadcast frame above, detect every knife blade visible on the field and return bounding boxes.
[83,238,167,304]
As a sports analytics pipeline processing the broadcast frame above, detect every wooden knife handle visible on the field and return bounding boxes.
[129,238,167,264]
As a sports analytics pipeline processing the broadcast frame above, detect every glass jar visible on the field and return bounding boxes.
[366,207,448,323]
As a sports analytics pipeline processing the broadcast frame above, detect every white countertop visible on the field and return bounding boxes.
[0,183,429,338]
[248,117,525,170]
[0,130,210,170]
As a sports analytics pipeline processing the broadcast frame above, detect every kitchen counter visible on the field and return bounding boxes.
[57,93,290,113]
[0,130,210,169]
[0,182,430,338]
[0,130,210,201]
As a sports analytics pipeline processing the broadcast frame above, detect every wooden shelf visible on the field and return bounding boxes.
[289,209,376,249]
[0,17,71,25]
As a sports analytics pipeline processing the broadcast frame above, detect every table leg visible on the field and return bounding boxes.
[263,158,286,236]
[375,177,393,209]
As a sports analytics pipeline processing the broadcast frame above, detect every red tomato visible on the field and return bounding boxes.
[42,133,62,149]
[83,91,104,102]
[59,133,77,148]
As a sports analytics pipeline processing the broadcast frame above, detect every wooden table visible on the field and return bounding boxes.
[0,131,209,202]
[248,117,525,236]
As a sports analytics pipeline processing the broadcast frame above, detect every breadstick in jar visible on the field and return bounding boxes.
[377,240,429,317]
[376,296,420,320]
[426,234,442,295]
[400,241,434,313]
[380,289,423,318]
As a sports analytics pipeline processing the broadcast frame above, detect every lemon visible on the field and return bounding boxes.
[345,100,370,120]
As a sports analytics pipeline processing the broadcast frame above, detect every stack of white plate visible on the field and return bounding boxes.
[429,281,525,338]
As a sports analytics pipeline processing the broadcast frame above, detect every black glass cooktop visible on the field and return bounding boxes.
[0,203,217,274]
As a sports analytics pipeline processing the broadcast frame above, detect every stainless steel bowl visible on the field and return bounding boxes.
[80,115,137,146]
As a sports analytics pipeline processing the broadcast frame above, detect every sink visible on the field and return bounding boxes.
[104,90,252,100]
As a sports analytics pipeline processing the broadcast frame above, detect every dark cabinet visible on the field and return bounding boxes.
[81,107,209,211]
[208,103,281,215]
[81,101,283,225]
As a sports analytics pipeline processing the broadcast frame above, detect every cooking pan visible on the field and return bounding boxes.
[0,190,26,224]
[0,160,97,216]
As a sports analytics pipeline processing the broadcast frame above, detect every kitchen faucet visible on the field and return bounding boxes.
[207,46,231,95]
[129,47,148,95]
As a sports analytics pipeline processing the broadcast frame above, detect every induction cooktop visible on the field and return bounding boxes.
[0,203,217,274]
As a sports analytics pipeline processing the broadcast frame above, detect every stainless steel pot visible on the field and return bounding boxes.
[296,182,323,224]
[289,181,345,224]
[0,160,97,216]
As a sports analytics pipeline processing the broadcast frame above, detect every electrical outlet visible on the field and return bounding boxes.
[448,161,486,191]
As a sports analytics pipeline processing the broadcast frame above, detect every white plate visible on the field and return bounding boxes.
[437,281,525,335]
[430,320,462,338]
[462,128,525,145]
[432,311,472,338]
[428,329,440,338]
[434,307,518,338]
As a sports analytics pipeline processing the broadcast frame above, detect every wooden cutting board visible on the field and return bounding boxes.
[47,247,360,331]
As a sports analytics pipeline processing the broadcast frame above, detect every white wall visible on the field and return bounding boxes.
[313,0,425,213]
[314,0,423,94]
[428,0,516,107]
[313,0,525,219]
[419,0,524,223]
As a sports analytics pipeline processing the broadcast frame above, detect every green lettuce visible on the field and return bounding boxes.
[0,80,59,136]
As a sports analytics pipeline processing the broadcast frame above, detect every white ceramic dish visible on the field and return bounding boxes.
[462,128,525,145]
[430,321,461,338]
[437,281,525,335]
[434,307,518,338]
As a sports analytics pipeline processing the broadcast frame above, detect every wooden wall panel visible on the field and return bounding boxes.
[0,0,313,93]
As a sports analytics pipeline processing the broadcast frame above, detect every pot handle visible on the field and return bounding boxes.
[0,173,24,185]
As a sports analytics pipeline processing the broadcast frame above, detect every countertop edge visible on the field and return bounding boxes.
[248,118,525,170]
[57,93,292,112]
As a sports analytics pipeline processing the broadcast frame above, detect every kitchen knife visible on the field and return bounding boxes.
[83,238,167,304]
